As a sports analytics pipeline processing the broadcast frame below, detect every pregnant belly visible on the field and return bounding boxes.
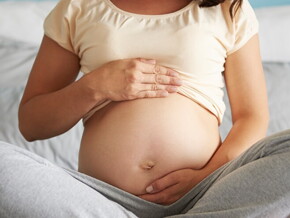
[78,93,221,195]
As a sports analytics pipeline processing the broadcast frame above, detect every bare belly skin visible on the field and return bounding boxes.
[78,93,221,195]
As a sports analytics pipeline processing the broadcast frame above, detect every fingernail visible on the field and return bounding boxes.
[176,79,183,86]
[168,71,178,77]
[146,185,154,193]
[168,69,180,77]
[142,58,156,64]
[169,86,178,92]
[161,91,169,97]
[172,72,180,77]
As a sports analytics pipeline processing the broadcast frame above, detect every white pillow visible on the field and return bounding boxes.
[255,5,290,62]
[0,1,57,46]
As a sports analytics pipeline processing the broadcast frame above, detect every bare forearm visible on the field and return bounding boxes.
[201,115,269,176]
[18,75,105,141]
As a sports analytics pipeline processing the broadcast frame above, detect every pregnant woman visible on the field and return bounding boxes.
[5,0,287,217]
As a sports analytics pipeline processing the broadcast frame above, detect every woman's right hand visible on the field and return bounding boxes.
[87,58,183,101]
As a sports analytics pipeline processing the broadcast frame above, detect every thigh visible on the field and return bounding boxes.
[170,130,290,217]
[0,141,137,218]
[184,152,290,217]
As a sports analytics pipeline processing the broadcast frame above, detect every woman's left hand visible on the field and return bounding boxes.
[138,168,208,205]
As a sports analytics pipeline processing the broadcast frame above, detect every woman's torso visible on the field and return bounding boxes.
[78,0,225,195]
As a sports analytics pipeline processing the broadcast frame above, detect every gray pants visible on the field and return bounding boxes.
[1,130,290,218]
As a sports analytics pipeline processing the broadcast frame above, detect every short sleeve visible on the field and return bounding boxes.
[227,0,259,55]
[43,0,76,54]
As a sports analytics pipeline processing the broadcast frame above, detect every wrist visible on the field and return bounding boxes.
[79,70,107,103]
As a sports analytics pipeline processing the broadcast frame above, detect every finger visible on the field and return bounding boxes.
[136,60,180,77]
[136,57,156,65]
[140,184,183,205]
[153,65,180,77]
[136,90,169,98]
[145,173,179,194]
[141,73,183,86]
[142,84,179,93]
[155,74,183,86]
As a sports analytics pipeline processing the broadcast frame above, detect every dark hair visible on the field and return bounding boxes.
[198,0,243,18]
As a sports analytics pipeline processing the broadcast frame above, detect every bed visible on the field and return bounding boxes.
[0,0,290,215]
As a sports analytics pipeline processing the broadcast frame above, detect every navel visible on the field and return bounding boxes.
[140,160,156,170]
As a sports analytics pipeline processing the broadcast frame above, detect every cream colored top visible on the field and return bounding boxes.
[44,0,258,124]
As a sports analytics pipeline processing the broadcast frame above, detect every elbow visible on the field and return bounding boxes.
[234,109,269,131]
[232,110,270,139]
[18,122,36,142]
[24,136,36,143]
[22,135,36,143]
[18,111,37,142]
